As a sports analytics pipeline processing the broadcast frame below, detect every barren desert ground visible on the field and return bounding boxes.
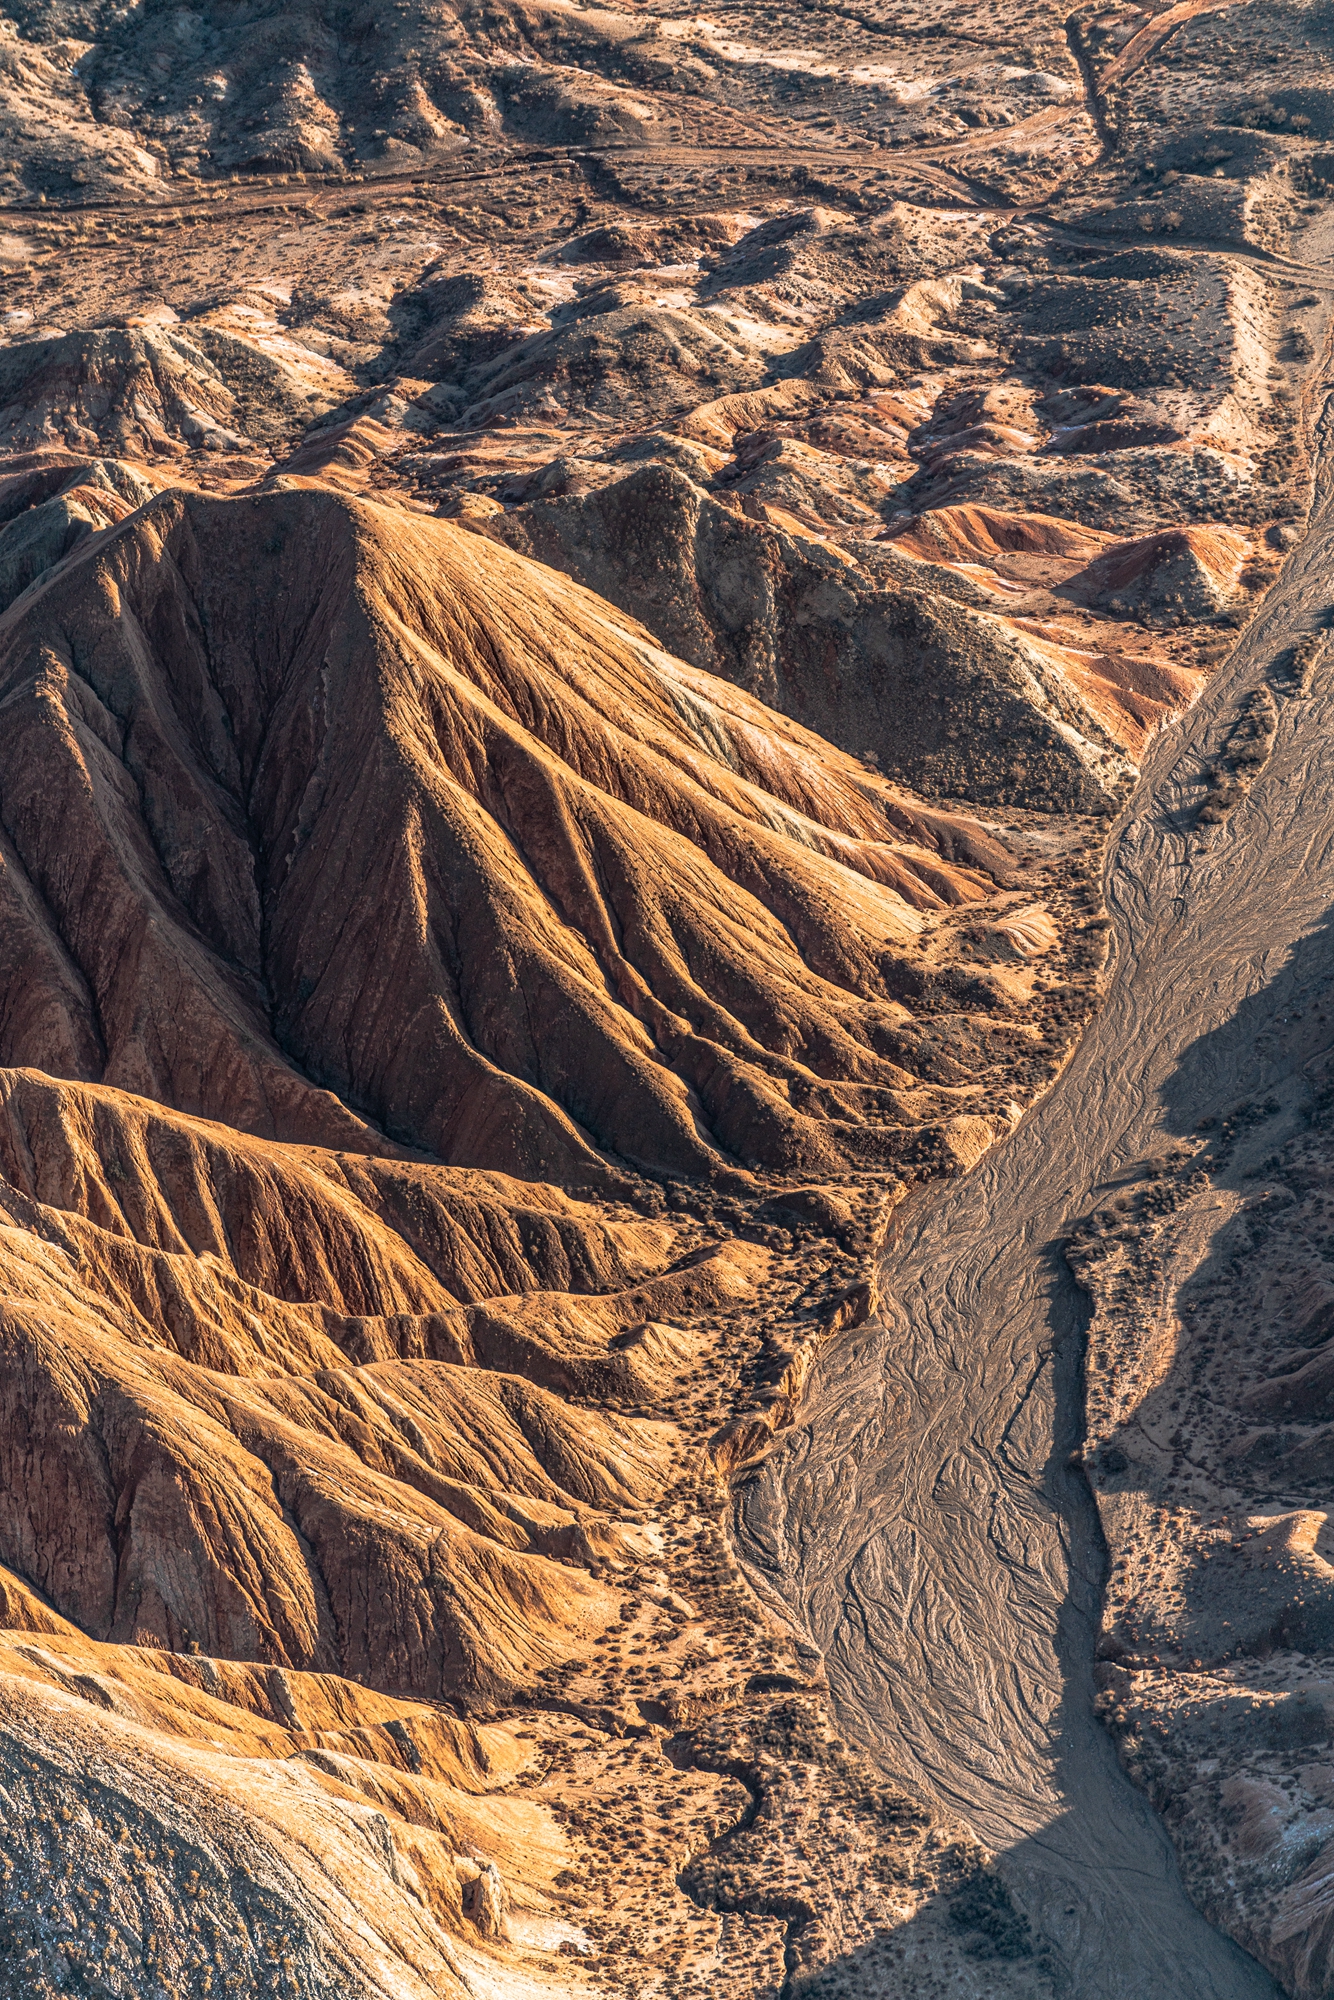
[3,0,1334,1994]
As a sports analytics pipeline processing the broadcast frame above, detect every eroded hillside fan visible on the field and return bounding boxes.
[0,482,1052,1185]
[1,0,1326,1986]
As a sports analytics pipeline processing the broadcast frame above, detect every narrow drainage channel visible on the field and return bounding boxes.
[729,558,1334,1994]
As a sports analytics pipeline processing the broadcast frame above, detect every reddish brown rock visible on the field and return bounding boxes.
[0,481,1041,1184]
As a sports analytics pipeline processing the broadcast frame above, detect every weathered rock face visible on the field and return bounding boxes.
[492,463,1138,810]
[454,294,775,428]
[0,480,1064,1184]
[0,464,1096,1794]
[0,1060,683,1681]
[0,324,336,457]
[0,1660,478,2000]
[0,439,1110,1997]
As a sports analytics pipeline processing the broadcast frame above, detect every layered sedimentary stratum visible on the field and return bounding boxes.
[1,0,1334,1995]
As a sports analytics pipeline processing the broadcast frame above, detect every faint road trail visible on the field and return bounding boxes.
[735,371,1334,2000]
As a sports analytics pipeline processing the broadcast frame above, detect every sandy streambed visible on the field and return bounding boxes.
[732,395,1334,2000]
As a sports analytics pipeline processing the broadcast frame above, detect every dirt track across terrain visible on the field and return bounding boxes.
[9,0,1334,1984]
[735,254,1334,2000]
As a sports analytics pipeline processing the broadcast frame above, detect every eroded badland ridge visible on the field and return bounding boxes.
[0,0,1332,1994]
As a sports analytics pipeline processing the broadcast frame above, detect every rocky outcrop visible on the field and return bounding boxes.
[493,464,1137,810]
[0,0,1321,1988]
[0,481,1058,1184]
[0,324,333,457]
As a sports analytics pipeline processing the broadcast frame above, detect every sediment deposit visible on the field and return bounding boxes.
[2,0,1334,1993]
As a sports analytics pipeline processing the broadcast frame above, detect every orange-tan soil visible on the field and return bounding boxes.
[1,0,1334,1993]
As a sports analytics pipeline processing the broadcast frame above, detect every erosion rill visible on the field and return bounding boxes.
[1,0,1334,1995]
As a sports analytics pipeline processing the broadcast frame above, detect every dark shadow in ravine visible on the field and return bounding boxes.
[721,895,1334,1997]
[990,919,1334,1996]
[996,925,1334,1994]
[727,1110,1295,1990]
[726,1237,1284,1997]
[1157,904,1334,1154]
[747,1796,1278,2000]
[1013,1235,1279,1996]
